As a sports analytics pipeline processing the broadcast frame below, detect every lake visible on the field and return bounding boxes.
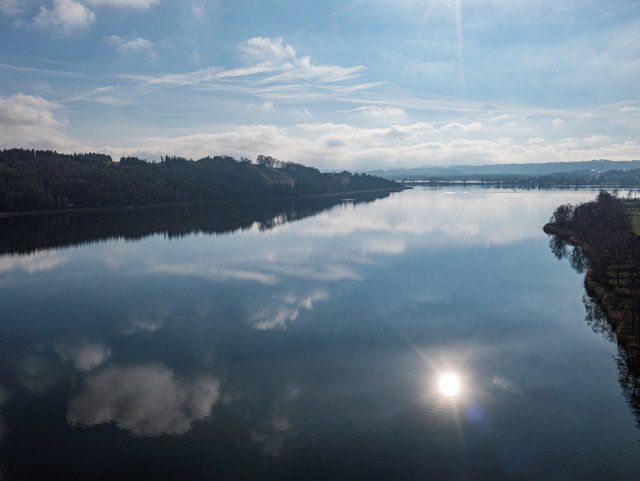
[1,187,639,480]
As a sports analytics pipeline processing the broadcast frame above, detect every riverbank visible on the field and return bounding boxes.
[544,221,637,336]
[544,194,640,421]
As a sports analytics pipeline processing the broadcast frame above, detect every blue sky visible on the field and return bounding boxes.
[1,0,639,169]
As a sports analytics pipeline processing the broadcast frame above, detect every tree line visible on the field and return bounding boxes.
[0,149,401,213]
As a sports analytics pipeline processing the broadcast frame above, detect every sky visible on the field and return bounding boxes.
[0,0,639,170]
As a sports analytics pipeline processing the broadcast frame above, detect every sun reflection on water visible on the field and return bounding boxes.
[439,372,461,397]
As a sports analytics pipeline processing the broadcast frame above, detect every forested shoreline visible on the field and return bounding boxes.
[0,149,403,213]
[544,192,640,430]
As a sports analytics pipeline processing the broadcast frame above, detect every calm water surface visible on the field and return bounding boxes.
[1,187,639,480]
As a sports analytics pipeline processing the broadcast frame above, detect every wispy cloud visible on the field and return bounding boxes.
[0,0,22,16]
[347,105,408,122]
[118,36,365,92]
[85,0,160,8]
[66,85,130,105]
[0,62,85,78]
[104,35,155,55]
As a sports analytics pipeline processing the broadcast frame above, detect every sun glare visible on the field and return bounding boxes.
[438,373,461,397]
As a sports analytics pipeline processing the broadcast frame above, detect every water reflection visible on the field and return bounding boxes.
[549,236,589,274]
[1,187,639,480]
[55,342,111,372]
[584,295,640,434]
[0,251,71,273]
[549,233,640,435]
[438,373,461,397]
[0,193,391,256]
[68,364,220,437]
[249,290,329,330]
[18,354,64,394]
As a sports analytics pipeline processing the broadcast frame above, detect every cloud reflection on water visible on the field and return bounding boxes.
[2,187,629,476]
[55,342,111,372]
[0,251,70,273]
[68,364,220,437]
[298,189,599,246]
[250,291,329,330]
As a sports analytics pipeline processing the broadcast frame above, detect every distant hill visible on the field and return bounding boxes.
[370,160,640,180]
[0,149,402,214]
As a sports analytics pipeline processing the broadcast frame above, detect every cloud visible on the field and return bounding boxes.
[0,93,61,127]
[68,364,220,437]
[68,85,130,106]
[0,93,85,151]
[30,0,159,33]
[361,239,406,255]
[259,56,365,84]
[84,0,160,7]
[349,105,407,122]
[122,36,365,89]
[551,118,566,127]
[584,134,612,145]
[104,35,154,54]
[442,121,483,132]
[34,0,95,32]
[55,342,111,371]
[241,36,296,64]
[262,100,276,112]
[99,120,640,171]
[0,0,21,16]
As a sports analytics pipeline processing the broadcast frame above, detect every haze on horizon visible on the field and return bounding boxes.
[1,0,639,170]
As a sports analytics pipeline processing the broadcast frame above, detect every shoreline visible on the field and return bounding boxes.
[543,222,639,348]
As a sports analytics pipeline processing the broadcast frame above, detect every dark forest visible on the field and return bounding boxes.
[0,149,401,213]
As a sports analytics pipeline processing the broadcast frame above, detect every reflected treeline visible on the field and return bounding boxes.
[0,192,390,255]
[546,193,640,435]
[549,237,589,274]
[584,295,640,434]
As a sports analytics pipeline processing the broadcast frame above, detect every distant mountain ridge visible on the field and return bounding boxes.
[369,160,640,180]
